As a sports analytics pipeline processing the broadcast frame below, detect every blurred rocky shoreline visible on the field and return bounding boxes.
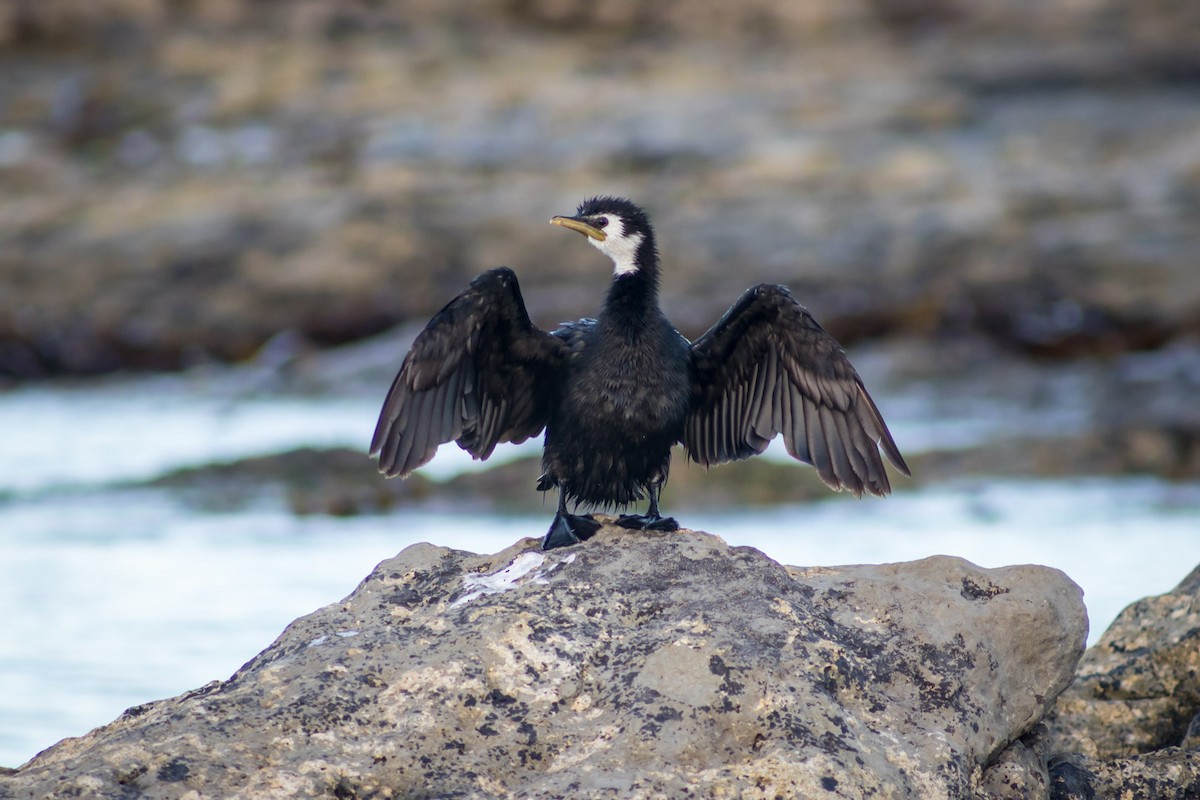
[2,1,1199,479]
[138,332,1200,517]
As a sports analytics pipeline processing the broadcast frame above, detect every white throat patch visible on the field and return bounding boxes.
[588,216,643,276]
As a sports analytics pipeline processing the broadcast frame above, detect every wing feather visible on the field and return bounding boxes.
[753,353,775,440]
[787,382,812,465]
[441,366,464,442]
[803,390,830,482]
[388,389,423,476]
[745,359,770,452]
[721,387,734,457]
[685,284,909,496]
[744,356,762,433]
[410,388,439,470]
[781,376,796,459]
[733,379,748,455]
[832,406,872,493]
[770,351,785,434]
[704,403,716,465]
[820,405,860,495]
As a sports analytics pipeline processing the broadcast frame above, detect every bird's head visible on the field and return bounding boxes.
[551,196,656,277]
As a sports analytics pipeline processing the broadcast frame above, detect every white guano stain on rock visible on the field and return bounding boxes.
[451,551,575,608]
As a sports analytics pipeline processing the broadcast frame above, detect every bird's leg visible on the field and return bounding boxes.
[646,485,664,518]
[616,481,679,532]
[541,490,601,550]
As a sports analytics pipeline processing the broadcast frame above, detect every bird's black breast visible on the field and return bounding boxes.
[542,315,691,507]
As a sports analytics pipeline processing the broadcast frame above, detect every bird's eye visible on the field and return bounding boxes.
[595,217,609,229]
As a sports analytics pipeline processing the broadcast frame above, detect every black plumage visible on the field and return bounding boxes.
[370,197,910,548]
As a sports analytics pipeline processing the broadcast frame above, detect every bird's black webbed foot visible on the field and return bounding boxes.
[615,514,680,532]
[541,513,602,550]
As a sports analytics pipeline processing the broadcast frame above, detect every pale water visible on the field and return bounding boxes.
[1,355,1197,768]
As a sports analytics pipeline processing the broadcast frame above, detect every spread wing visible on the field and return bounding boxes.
[370,267,568,478]
[684,284,910,496]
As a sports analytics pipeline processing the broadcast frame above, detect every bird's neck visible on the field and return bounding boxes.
[602,258,661,330]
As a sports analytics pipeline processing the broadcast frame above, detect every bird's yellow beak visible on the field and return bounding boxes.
[550,215,607,242]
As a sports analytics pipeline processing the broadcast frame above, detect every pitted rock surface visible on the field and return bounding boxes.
[3,526,1087,799]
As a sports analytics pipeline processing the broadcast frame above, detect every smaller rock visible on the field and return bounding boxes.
[1049,749,1200,800]
[1181,713,1200,751]
[977,727,1050,800]
[1044,563,1200,759]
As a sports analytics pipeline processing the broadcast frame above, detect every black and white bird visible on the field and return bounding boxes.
[371,197,909,549]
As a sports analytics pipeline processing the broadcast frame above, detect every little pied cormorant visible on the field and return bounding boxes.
[371,197,910,549]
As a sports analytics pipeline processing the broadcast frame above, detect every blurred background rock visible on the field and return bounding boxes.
[1,0,1198,481]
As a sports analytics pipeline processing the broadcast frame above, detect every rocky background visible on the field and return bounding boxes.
[2,0,1199,370]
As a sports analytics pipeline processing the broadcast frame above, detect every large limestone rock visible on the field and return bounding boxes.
[2,526,1087,799]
